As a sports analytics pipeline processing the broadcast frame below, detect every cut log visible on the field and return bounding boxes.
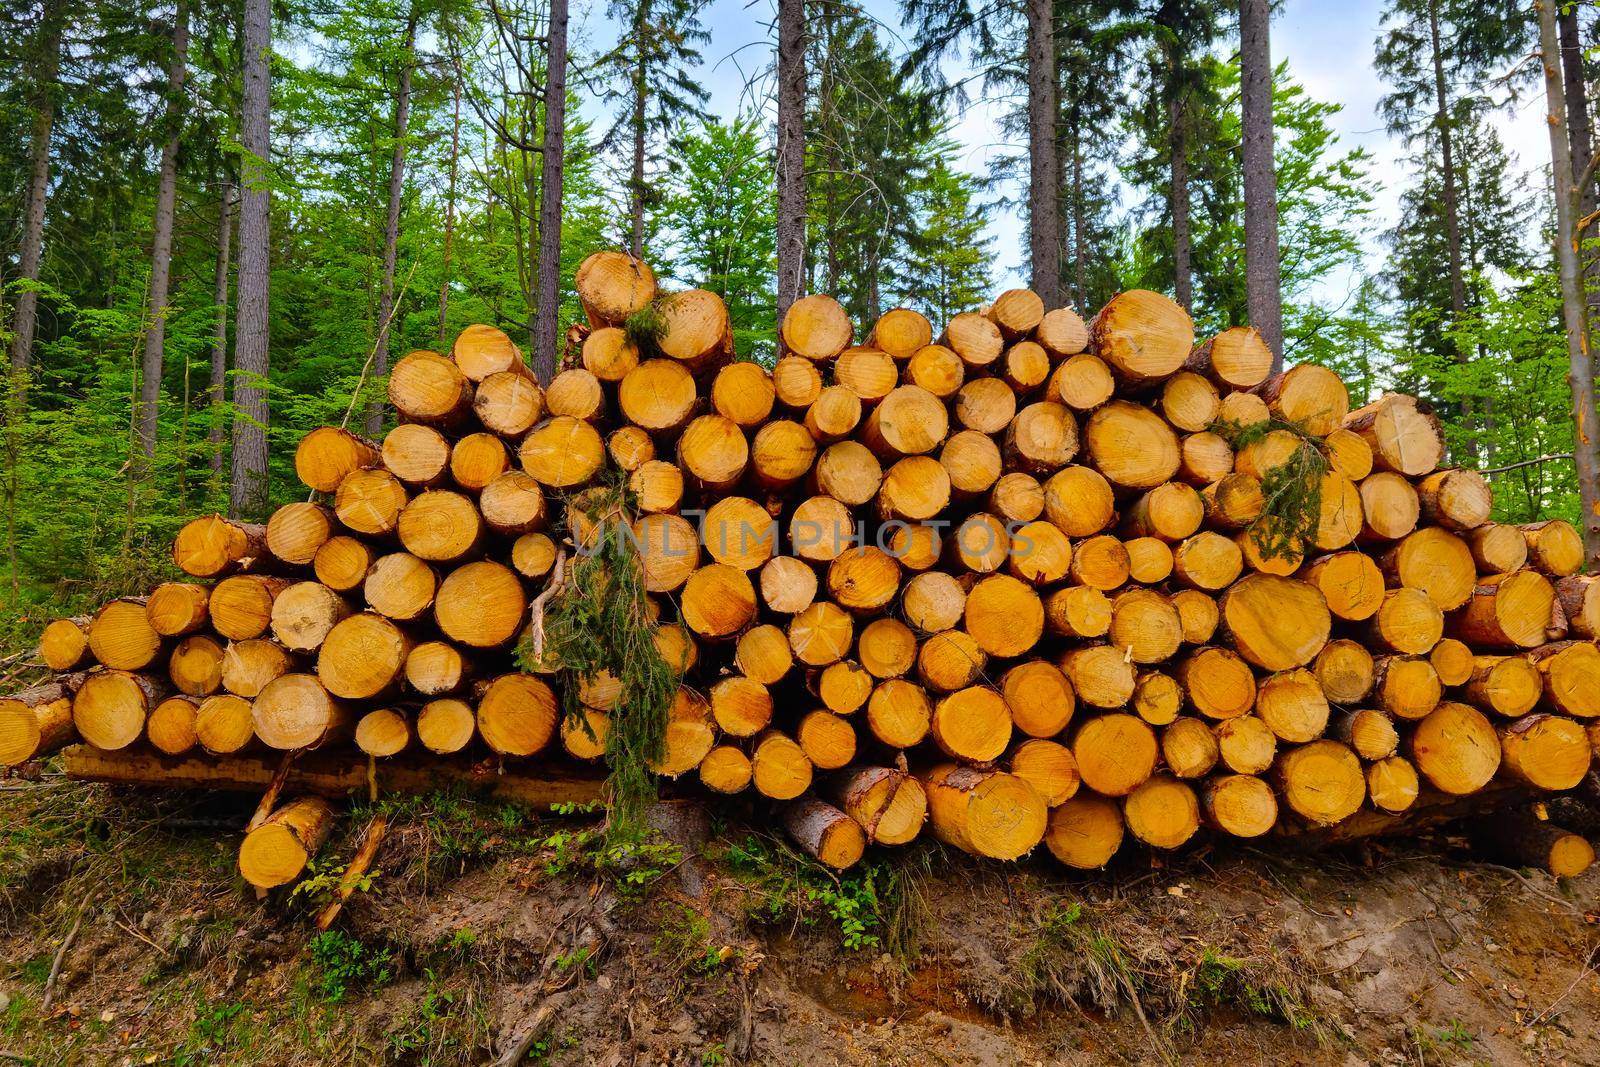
[948,512,1009,573]
[1300,552,1384,621]
[473,369,544,437]
[750,731,813,800]
[195,693,256,754]
[39,617,92,671]
[220,638,291,698]
[1447,570,1557,649]
[478,472,547,537]
[633,514,700,593]
[710,675,772,737]
[510,533,558,582]
[173,515,266,579]
[1186,326,1273,390]
[1109,588,1182,665]
[805,385,864,443]
[318,613,412,699]
[1217,390,1270,427]
[1259,364,1349,436]
[1416,468,1491,531]
[146,695,200,756]
[72,670,166,750]
[1276,740,1366,825]
[789,600,854,666]
[1463,655,1543,718]
[1043,466,1115,537]
[388,350,474,425]
[169,634,225,696]
[1124,774,1201,848]
[906,343,964,399]
[931,686,1012,762]
[1177,646,1256,719]
[619,359,697,433]
[704,497,779,571]
[1053,352,1115,411]
[860,385,948,459]
[1255,669,1330,743]
[145,583,210,638]
[941,429,1003,496]
[734,625,794,685]
[878,456,951,521]
[1554,576,1600,639]
[448,432,511,493]
[1365,756,1420,813]
[1468,523,1529,575]
[858,617,916,680]
[683,564,757,639]
[1407,701,1501,795]
[1522,519,1585,577]
[364,552,437,622]
[1380,528,1476,612]
[1044,792,1124,868]
[1320,427,1374,481]
[1124,537,1174,585]
[1161,717,1220,778]
[1213,715,1276,775]
[0,682,77,765]
[1202,774,1278,837]
[1000,660,1075,738]
[1430,637,1475,687]
[1179,431,1235,485]
[759,556,818,616]
[295,427,379,493]
[783,798,866,869]
[1200,472,1263,530]
[239,796,336,889]
[824,766,928,844]
[315,536,377,594]
[87,598,163,670]
[870,307,933,359]
[1092,289,1194,386]
[435,561,527,648]
[1330,708,1399,760]
[210,575,291,641]
[1357,472,1420,543]
[451,323,527,380]
[270,581,351,654]
[574,250,655,326]
[1498,714,1590,790]
[1367,588,1444,655]
[1171,589,1219,644]
[1472,812,1595,877]
[607,424,660,472]
[1220,574,1330,670]
[903,572,966,633]
[1160,371,1221,433]
[519,416,605,489]
[751,420,817,490]
[1072,713,1157,796]
[773,355,823,409]
[545,368,605,423]
[866,679,932,748]
[1312,638,1375,704]
[254,673,349,750]
[964,574,1044,658]
[417,698,477,754]
[1000,340,1051,394]
[1172,531,1245,592]
[815,660,872,716]
[1529,641,1600,717]
[382,424,452,488]
[835,346,898,403]
[1132,670,1182,725]
[916,628,987,692]
[796,709,856,769]
[1371,655,1443,720]
[1123,483,1204,543]
[265,502,335,566]
[334,468,408,536]
[1059,645,1136,708]
[477,673,559,756]
[1084,401,1180,489]
[678,414,749,492]
[781,294,853,361]
[942,311,1004,369]
[1343,393,1443,476]
[355,708,412,757]
[1008,739,1080,805]
[698,746,752,794]
[922,763,1046,860]
[404,641,473,697]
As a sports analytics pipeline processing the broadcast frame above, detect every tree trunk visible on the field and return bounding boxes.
[1237,0,1283,368]
[138,0,190,463]
[208,180,234,479]
[775,0,806,321]
[230,0,273,518]
[1024,0,1061,308]
[367,13,417,436]
[1539,0,1600,569]
[1168,75,1193,311]
[437,78,461,343]
[532,0,567,385]
[1558,5,1598,339]
[629,0,650,259]
[8,0,65,390]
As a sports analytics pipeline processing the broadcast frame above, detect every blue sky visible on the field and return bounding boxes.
[568,0,1550,295]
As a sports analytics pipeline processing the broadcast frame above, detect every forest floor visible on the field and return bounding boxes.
[0,777,1597,1067]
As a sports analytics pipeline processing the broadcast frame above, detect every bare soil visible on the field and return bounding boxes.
[0,779,1596,1066]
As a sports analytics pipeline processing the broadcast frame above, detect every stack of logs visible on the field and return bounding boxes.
[3,249,1599,885]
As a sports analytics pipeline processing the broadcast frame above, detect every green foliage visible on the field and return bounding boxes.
[1174,947,1322,1037]
[717,833,925,956]
[537,821,683,900]
[383,968,489,1063]
[290,855,381,912]
[306,930,394,1003]
[520,475,677,838]
[622,300,670,356]
[1214,417,1328,561]
[652,904,734,978]
[172,1002,253,1067]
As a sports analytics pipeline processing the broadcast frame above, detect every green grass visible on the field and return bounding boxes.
[307,929,395,1004]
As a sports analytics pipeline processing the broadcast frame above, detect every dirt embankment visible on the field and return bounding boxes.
[0,782,1595,1066]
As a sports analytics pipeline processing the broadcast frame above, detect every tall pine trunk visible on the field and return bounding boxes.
[1558,5,1597,335]
[1238,0,1283,369]
[775,0,806,321]
[1169,87,1192,311]
[9,0,65,391]
[208,180,234,480]
[1426,0,1467,328]
[1538,0,1600,568]
[628,0,650,259]
[532,0,567,384]
[138,0,190,463]
[367,13,417,436]
[1025,0,1060,308]
[437,77,460,343]
[230,0,272,519]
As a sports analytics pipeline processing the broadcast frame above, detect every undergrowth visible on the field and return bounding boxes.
[714,832,929,957]
[307,929,395,1003]
[1214,415,1330,560]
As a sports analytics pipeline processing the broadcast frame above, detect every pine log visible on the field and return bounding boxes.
[1528,640,1600,717]
[1554,576,1600,639]
[1330,708,1399,760]
[473,369,545,437]
[1259,364,1349,436]
[1042,465,1115,537]
[1447,570,1557,649]
[750,730,813,799]
[254,673,350,749]
[173,515,266,579]
[682,564,757,639]
[709,675,772,737]
[1407,701,1501,795]
[942,311,1004,369]
[545,368,605,423]
[435,561,526,648]
[73,670,167,750]
[451,323,528,380]
[1008,739,1081,805]
[1059,644,1136,708]
[87,598,163,671]
[1463,655,1543,718]
[1343,394,1443,476]
[922,762,1046,860]
[916,628,987,692]
[269,581,352,653]
[1320,427,1374,481]
[815,660,873,714]
[145,583,210,638]
[824,766,928,844]
[1124,774,1201,848]
[1092,289,1194,385]
[1312,638,1375,704]
[1162,717,1220,778]
[574,250,655,326]
[1068,533,1131,591]
[1200,472,1263,530]
[1220,574,1330,670]
[704,497,778,571]
[1300,552,1384,621]
[758,556,817,616]
[388,350,474,425]
[356,708,413,757]
[220,638,291,698]
[1000,660,1075,738]
[315,536,378,594]
[265,502,335,566]
[1371,655,1442,720]
[1472,812,1595,877]
[1202,774,1278,837]
[956,379,1016,436]
[1255,669,1330,743]
[382,423,452,488]
[295,427,379,493]
[1430,637,1475,687]
[857,617,917,680]
[239,796,336,889]
[1053,352,1115,410]
[1072,713,1157,797]
[363,552,437,621]
[1366,588,1444,655]
[1170,589,1219,644]
[1522,519,1585,577]
[942,429,1003,496]
[146,695,199,756]
[1124,536,1174,585]
[796,709,856,769]
[1365,756,1420,813]
[783,798,866,869]
[1498,713,1590,790]
[698,746,752,794]
[907,343,964,399]
[0,682,78,765]
[169,634,225,696]
[475,673,559,757]
[334,468,408,536]
[318,613,412,699]
[1044,793,1124,868]
[519,416,604,489]
[1380,528,1476,611]
[861,385,948,458]
[39,617,92,671]
[1179,431,1235,485]
[931,686,1012,762]
[1173,531,1245,591]
[1084,400,1180,489]
[871,307,934,359]
[195,693,256,755]
[1186,326,1273,390]
[1132,670,1182,725]
[417,698,477,754]
[1356,472,1420,542]
[773,355,823,409]
[1213,715,1276,774]
[1276,740,1366,825]
[1416,468,1492,531]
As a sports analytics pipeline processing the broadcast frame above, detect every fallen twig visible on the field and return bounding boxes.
[494,988,574,1067]
[40,913,83,1013]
